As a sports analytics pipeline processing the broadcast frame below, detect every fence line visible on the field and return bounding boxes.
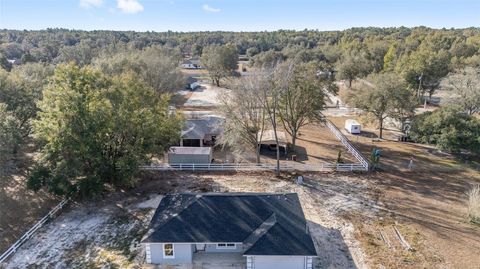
[140,162,367,172]
[0,198,70,264]
[325,119,370,171]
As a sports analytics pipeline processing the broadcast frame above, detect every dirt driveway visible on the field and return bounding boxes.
[179,83,228,108]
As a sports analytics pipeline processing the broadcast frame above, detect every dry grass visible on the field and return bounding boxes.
[468,185,480,224]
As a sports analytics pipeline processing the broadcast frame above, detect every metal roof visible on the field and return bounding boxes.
[169,146,212,155]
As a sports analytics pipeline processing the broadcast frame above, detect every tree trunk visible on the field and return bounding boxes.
[379,117,384,139]
[273,125,280,177]
[291,133,297,154]
[255,144,261,164]
[348,79,352,88]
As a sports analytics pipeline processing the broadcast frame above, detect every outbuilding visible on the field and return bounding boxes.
[168,146,212,164]
[180,116,224,147]
[345,119,361,134]
[258,130,288,154]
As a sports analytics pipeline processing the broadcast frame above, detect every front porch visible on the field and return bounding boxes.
[193,252,246,269]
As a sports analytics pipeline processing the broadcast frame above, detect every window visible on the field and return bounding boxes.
[216,243,236,249]
[163,243,174,258]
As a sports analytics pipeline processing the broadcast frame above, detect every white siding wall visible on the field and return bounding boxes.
[168,153,211,163]
[204,243,243,253]
[252,256,307,269]
[148,243,194,264]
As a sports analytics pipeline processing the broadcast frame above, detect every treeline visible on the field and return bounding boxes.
[1,27,479,67]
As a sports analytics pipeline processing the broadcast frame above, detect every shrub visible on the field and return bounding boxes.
[410,106,480,154]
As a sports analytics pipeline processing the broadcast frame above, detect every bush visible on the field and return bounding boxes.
[410,106,480,154]
[468,185,480,225]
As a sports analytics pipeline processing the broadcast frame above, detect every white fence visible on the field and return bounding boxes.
[140,162,367,172]
[325,120,370,171]
[0,198,70,264]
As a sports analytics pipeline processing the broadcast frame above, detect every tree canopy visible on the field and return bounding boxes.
[201,44,238,86]
[28,64,182,197]
[278,61,338,151]
[410,106,480,154]
[441,67,480,115]
[347,73,416,138]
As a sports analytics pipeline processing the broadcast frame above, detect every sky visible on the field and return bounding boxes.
[0,0,479,32]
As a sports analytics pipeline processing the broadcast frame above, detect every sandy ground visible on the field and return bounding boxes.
[329,115,480,269]
[4,171,378,268]
[179,83,228,108]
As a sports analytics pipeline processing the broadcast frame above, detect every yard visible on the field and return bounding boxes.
[3,129,480,268]
[4,171,378,268]
[328,116,480,268]
[2,80,480,268]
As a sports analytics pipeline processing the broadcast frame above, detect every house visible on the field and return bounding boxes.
[168,146,212,164]
[180,116,224,147]
[141,193,317,269]
[181,59,202,69]
[185,77,201,90]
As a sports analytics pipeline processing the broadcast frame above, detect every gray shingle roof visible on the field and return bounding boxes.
[181,116,224,140]
[142,192,317,256]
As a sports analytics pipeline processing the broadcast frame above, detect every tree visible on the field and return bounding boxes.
[395,46,450,100]
[0,52,12,71]
[383,43,398,71]
[410,106,480,154]
[278,61,337,152]
[93,46,184,94]
[336,51,372,87]
[0,63,54,137]
[55,39,96,66]
[218,74,268,163]
[0,103,22,172]
[201,44,238,86]
[441,67,480,115]
[347,73,416,139]
[29,64,182,197]
[261,64,292,176]
[250,50,285,68]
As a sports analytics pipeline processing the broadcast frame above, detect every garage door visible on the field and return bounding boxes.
[182,139,201,147]
[253,256,305,269]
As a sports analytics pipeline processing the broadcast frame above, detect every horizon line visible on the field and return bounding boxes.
[2,25,479,33]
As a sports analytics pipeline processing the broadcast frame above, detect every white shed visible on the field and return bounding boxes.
[345,119,361,134]
[168,146,212,164]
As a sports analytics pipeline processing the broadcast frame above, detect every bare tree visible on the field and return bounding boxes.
[259,63,294,176]
[218,74,268,163]
[441,67,480,115]
[278,60,338,152]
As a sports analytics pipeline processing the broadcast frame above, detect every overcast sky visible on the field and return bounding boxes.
[0,0,479,32]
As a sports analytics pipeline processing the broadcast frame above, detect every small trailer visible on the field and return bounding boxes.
[345,119,361,134]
